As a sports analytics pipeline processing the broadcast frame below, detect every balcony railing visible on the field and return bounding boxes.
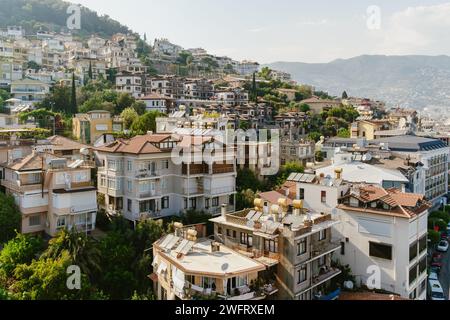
[312,267,341,286]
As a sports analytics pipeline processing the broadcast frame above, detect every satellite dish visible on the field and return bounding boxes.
[221,263,229,272]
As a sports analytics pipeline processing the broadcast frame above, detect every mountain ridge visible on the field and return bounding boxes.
[266,55,450,108]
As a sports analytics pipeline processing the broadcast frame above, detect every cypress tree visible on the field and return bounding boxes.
[88,61,93,80]
[252,72,257,103]
[70,72,77,114]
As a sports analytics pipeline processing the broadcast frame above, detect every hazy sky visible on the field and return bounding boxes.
[72,0,450,63]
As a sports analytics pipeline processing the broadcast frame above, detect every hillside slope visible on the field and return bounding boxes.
[0,0,132,38]
[267,55,450,108]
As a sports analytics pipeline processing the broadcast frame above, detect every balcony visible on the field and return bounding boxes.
[1,179,42,193]
[135,169,159,179]
[310,241,342,261]
[311,267,342,288]
[138,189,162,199]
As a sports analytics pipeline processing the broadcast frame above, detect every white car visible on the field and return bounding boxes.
[429,272,439,281]
[428,280,446,301]
[437,240,449,252]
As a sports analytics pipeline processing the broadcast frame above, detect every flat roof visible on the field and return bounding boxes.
[158,239,265,276]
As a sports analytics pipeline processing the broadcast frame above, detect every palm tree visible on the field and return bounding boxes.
[43,229,101,278]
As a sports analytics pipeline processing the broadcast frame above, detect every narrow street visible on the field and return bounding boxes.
[439,247,450,300]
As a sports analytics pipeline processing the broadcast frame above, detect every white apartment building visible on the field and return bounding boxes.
[335,185,430,300]
[137,94,168,113]
[95,133,237,222]
[0,59,22,87]
[10,79,50,104]
[115,73,143,97]
[286,172,430,299]
[1,151,97,236]
[214,89,249,106]
[374,135,449,207]
[153,38,183,57]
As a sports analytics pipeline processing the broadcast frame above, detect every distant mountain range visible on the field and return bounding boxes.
[266,55,450,109]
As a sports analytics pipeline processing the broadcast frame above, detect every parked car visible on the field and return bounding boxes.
[432,261,443,269]
[430,266,441,275]
[429,272,439,281]
[433,253,443,260]
[428,279,446,300]
[437,240,449,252]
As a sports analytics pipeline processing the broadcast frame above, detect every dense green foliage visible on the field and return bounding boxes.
[0,0,131,38]
[0,194,22,244]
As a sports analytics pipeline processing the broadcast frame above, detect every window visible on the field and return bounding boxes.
[212,197,219,207]
[162,196,169,209]
[264,239,278,253]
[340,242,345,255]
[409,264,418,285]
[218,227,223,236]
[297,265,307,284]
[202,277,216,290]
[419,256,427,275]
[419,235,427,254]
[233,230,237,239]
[161,160,169,169]
[409,241,418,262]
[29,215,41,227]
[127,199,132,212]
[127,180,133,193]
[409,289,416,300]
[240,233,253,247]
[127,161,132,171]
[226,229,231,237]
[369,242,392,260]
[297,238,307,256]
[299,188,305,200]
[319,229,327,241]
[184,198,188,209]
[189,198,197,209]
[56,216,66,229]
[419,279,426,296]
[318,255,326,267]
[321,191,327,203]
[205,198,210,209]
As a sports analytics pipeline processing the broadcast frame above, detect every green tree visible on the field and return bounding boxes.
[236,168,262,192]
[308,131,322,142]
[0,193,22,244]
[70,73,77,115]
[428,230,441,246]
[116,93,135,115]
[299,103,311,113]
[342,91,348,99]
[315,150,325,162]
[36,86,71,114]
[0,234,43,278]
[121,107,139,130]
[11,251,94,300]
[236,189,256,211]
[42,229,101,279]
[131,100,147,115]
[88,61,93,80]
[337,128,350,138]
[27,61,41,71]
[130,111,165,135]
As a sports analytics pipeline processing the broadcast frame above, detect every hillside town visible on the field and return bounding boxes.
[0,26,449,303]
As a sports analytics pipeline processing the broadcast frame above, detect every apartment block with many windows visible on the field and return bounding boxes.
[1,151,97,236]
[95,133,237,222]
[210,196,343,300]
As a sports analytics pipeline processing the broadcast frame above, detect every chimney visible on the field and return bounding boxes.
[278,198,288,218]
[173,222,183,237]
[335,168,343,180]
[221,204,227,217]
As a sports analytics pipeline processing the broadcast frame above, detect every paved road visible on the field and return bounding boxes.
[438,248,450,300]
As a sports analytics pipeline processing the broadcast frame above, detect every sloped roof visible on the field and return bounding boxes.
[46,135,90,151]
[7,151,60,171]
[95,134,172,155]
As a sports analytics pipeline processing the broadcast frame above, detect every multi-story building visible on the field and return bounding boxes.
[10,79,50,104]
[214,89,249,106]
[210,196,343,300]
[280,139,315,166]
[300,97,341,115]
[235,60,259,76]
[72,111,124,145]
[152,222,271,300]
[350,120,392,140]
[95,132,237,222]
[137,93,168,113]
[335,184,430,300]
[183,78,214,100]
[115,72,144,97]
[1,151,97,236]
[373,135,449,207]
